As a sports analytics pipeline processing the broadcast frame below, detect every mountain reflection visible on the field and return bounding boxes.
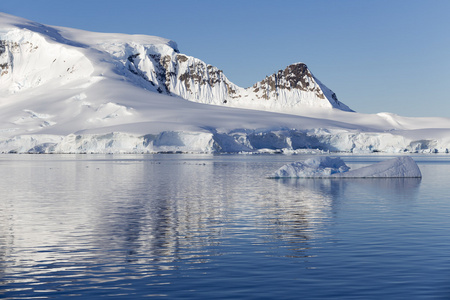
[87,158,227,269]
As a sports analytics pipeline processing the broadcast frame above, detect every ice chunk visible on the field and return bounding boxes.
[333,156,421,178]
[270,156,350,178]
[271,156,421,178]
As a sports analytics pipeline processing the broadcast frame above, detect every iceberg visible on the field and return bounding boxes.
[270,156,421,178]
[334,156,422,178]
[270,156,350,178]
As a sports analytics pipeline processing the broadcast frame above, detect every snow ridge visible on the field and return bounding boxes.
[103,40,350,112]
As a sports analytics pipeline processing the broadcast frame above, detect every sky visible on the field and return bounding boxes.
[1,0,450,117]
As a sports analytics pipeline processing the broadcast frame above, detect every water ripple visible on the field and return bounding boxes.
[1,154,450,299]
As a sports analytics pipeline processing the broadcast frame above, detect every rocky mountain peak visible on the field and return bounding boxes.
[252,63,325,99]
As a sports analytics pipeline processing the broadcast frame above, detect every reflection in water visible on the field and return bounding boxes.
[276,177,422,200]
[262,179,335,257]
[0,156,236,297]
[0,154,430,299]
[267,177,422,259]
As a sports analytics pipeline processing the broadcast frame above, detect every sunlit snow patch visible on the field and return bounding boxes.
[87,102,133,123]
[12,109,57,129]
[270,156,421,178]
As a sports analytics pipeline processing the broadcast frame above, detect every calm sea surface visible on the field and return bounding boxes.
[1,154,450,299]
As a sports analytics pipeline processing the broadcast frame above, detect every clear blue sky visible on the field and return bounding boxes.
[2,0,450,117]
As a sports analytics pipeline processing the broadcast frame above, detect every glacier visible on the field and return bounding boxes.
[1,12,450,154]
[270,156,422,178]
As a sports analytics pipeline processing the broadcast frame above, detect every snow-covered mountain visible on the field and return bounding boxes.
[124,48,352,112]
[1,12,450,154]
[0,12,350,113]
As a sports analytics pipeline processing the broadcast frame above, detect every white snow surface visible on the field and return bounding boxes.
[1,12,450,154]
[271,156,422,178]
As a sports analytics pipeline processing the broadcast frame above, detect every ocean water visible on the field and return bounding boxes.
[0,154,449,299]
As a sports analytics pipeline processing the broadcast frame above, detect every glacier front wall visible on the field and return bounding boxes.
[1,129,448,154]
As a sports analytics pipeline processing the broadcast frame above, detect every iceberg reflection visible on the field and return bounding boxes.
[276,177,422,200]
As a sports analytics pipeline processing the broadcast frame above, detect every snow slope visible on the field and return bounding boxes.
[1,12,450,154]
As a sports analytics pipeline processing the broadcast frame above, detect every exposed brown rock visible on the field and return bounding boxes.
[176,54,188,63]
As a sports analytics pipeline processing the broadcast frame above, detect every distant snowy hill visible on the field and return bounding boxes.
[1,12,450,154]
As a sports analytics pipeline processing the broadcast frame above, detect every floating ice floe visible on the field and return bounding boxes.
[270,156,422,178]
[271,156,350,178]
